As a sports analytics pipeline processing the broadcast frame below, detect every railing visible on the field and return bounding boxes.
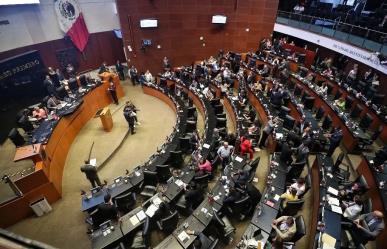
[276,11,387,54]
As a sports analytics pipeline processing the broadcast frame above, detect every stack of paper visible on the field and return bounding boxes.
[178,231,190,242]
[145,204,158,217]
[330,205,343,214]
[136,210,146,221]
[203,143,210,149]
[327,187,339,196]
[129,215,140,226]
[322,233,336,249]
[327,196,340,206]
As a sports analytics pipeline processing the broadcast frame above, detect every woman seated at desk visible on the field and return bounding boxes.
[334,97,346,112]
[317,82,328,96]
[287,178,306,197]
[322,66,333,78]
[196,158,212,176]
[31,106,47,121]
[280,188,298,208]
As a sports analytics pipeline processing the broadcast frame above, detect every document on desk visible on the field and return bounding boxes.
[327,196,340,206]
[275,133,284,140]
[330,205,342,214]
[235,156,243,162]
[90,158,97,166]
[322,233,336,248]
[136,210,146,221]
[273,194,280,201]
[203,143,210,149]
[129,215,140,226]
[327,187,338,196]
[152,197,162,206]
[175,179,184,187]
[178,231,190,243]
[145,204,158,217]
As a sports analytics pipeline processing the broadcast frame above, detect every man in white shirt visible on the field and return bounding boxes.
[342,195,363,220]
[144,70,153,83]
[288,177,306,197]
[216,142,234,169]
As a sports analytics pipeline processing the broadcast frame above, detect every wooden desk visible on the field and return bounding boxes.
[0,80,124,228]
[13,144,43,164]
[357,155,387,248]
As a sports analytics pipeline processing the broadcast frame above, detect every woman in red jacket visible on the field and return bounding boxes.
[240,136,254,160]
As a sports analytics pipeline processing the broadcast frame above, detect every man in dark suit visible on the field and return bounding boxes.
[80,161,102,188]
[295,116,310,135]
[280,141,293,165]
[98,194,118,222]
[108,81,119,105]
[184,183,204,212]
[115,60,125,80]
[352,211,385,245]
[293,141,309,163]
[44,75,56,96]
[246,183,262,207]
[326,127,343,157]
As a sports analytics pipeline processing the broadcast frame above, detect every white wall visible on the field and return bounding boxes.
[274,23,387,74]
[0,0,120,52]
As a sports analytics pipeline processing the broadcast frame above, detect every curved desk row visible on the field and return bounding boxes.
[356,155,387,248]
[248,51,387,143]
[0,75,124,228]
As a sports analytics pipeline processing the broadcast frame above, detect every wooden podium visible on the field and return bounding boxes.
[95,107,113,132]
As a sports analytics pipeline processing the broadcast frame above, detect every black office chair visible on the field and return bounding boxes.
[345,95,354,110]
[186,120,197,133]
[210,98,221,106]
[68,77,79,93]
[168,150,183,168]
[362,198,372,214]
[216,113,226,119]
[216,118,227,129]
[350,104,363,119]
[281,199,305,216]
[194,174,210,189]
[8,128,25,147]
[130,216,150,249]
[315,107,325,120]
[206,235,220,249]
[333,90,343,100]
[89,208,105,228]
[156,164,172,183]
[187,107,196,118]
[179,137,190,154]
[333,152,350,181]
[247,157,260,183]
[17,115,34,134]
[228,195,252,220]
[156,210,179,234]
[289,216,306,243]
[214,105,224,115]
[212,212,236,242]
[286,161,306,183]
[279,106,290,119]
[322,115,332,130]
[140,170,158,198]
[357,126,382,150]
[294,86,302,96]
[298,174,311,199]
[114,191,136,214]
[359,113,373,130]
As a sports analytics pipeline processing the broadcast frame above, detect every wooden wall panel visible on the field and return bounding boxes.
[0,31,126,73]
[117,0,279,73]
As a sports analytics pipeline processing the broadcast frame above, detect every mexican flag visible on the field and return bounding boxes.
[54,0,89,52]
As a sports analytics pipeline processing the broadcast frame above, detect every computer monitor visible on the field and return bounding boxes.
[79,75,89,87]
[55,86,68,100]
[68,77,79,92]
[283,115,295,130]
[304,96,315,110]
[372,94,385,106]
[159,78,167,88]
